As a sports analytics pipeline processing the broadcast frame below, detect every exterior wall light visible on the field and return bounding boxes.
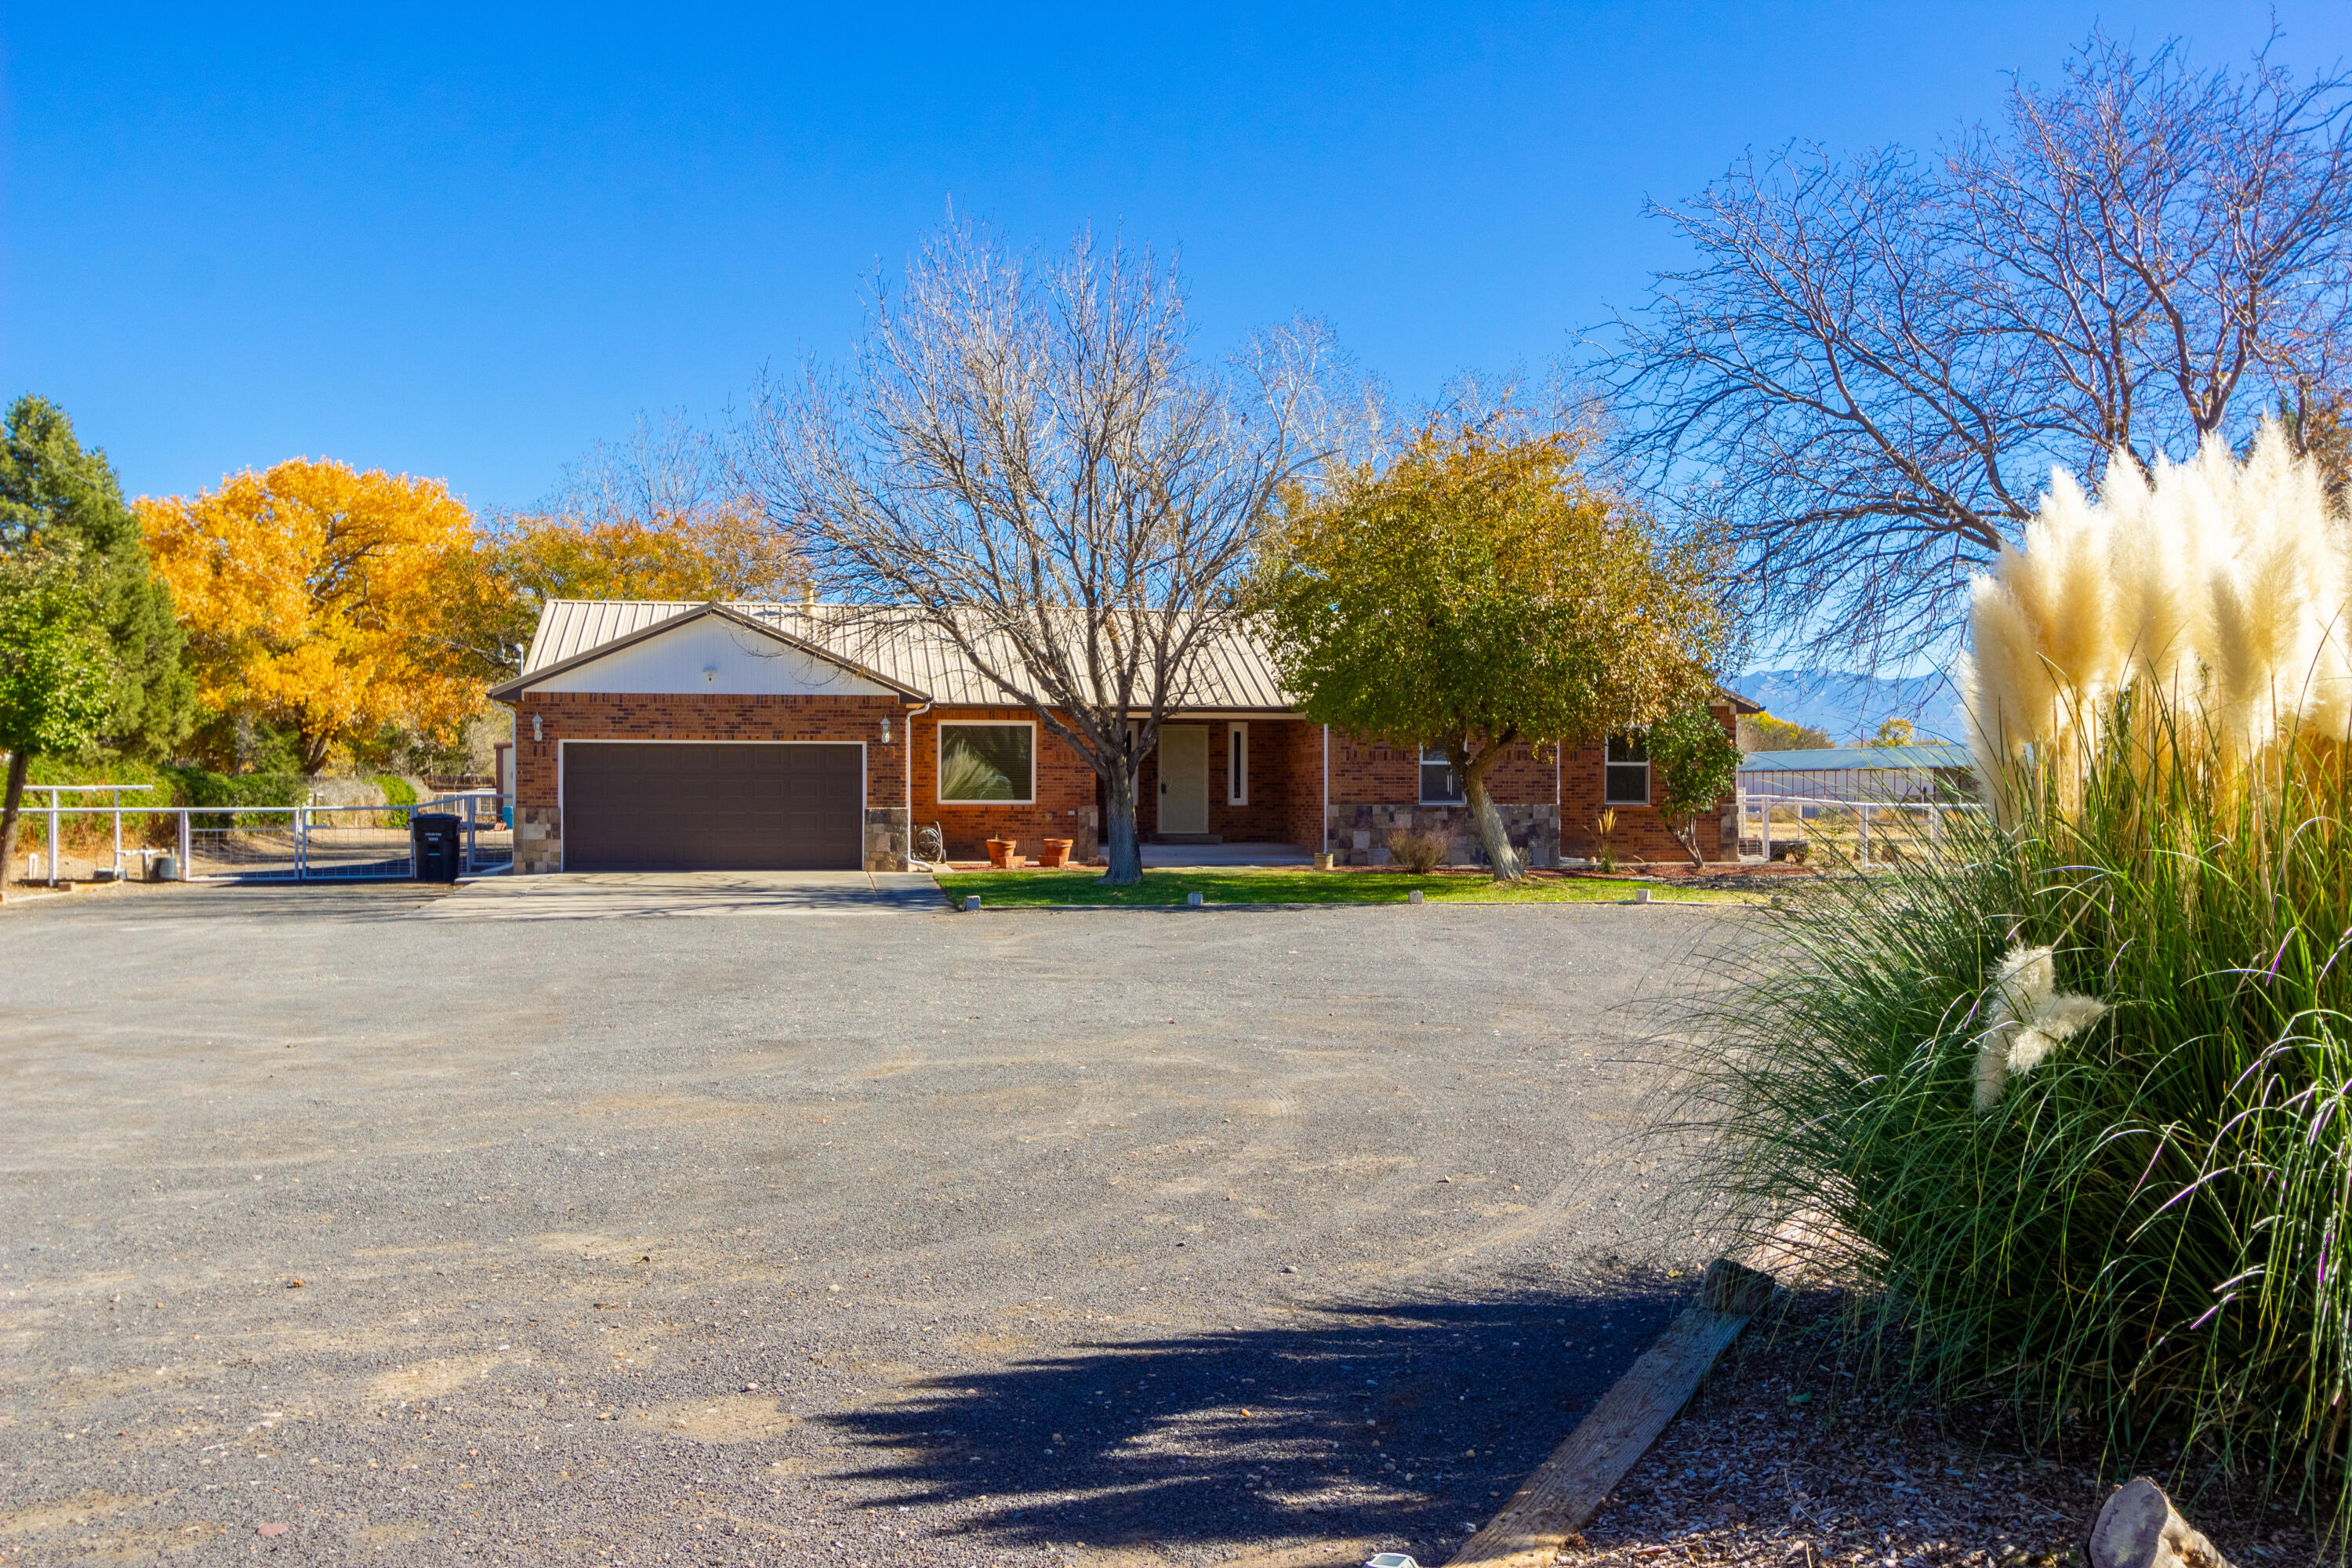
[880,714,893,744]
[531,713,543,742]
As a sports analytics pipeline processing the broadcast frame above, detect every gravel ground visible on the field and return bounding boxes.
[1,878,1737,1566]
[1559,1293,2332,1568]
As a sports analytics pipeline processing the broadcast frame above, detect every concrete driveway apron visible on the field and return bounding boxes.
[410,869,946,920]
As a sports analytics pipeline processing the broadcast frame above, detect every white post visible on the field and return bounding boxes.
[111,786,122,874]
[47,787,60,884]
[179,809,191,878]
[1759,790,1773,861]
[295,804,306,880]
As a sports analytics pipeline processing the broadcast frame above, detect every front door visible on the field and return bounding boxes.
[1156,724,1210,836]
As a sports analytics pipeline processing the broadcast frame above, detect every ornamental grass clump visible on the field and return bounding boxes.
[1683,426,2352,1526]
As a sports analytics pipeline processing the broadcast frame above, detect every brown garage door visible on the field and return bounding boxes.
[562,743,864,872]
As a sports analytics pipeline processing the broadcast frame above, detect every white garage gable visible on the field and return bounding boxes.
[492,602,924,700]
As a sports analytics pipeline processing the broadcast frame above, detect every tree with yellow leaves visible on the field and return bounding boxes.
[437,506,804,681]
[140,459,485,774]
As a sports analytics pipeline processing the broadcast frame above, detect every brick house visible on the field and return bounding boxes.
[488,600,1758,873]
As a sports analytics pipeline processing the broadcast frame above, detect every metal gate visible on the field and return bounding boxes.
[14,786,514,884]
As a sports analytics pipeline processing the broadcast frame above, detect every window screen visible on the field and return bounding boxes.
[938,724,1035,802]
[1604,731,1650,806]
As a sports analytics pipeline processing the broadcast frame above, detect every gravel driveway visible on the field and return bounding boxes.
[1,881,1733,1567]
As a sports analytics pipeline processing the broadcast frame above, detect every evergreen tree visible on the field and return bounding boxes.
[0,395,195,760]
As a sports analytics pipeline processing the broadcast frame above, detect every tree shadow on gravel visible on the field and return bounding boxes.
[822,1269,1690,1557]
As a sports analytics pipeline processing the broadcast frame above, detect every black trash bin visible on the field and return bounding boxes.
[411,812,463,882]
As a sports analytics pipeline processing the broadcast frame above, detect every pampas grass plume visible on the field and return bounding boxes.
[1962,421,2349,797]
[1973,944,2109,1111]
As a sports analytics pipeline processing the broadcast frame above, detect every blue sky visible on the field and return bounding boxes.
[6,3,2348,512]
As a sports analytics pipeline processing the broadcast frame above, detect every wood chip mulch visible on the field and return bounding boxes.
[1550,1292,2335,1568]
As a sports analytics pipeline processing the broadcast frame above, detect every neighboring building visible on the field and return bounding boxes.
[487,600,1759,873]
[1733,742,1980,860]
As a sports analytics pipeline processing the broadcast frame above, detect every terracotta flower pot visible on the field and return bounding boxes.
[985,837,1014,868]
[1039,838,1074,869]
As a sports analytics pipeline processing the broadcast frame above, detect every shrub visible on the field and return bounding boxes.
[372,773,417,828]
[1650,705,1740,866]
[164,767,307,829]
[1385,825,1449,873]
[1680,428,2352,1529]
[20,753,180,850]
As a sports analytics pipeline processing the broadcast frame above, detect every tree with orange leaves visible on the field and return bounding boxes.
[139,459,485,774]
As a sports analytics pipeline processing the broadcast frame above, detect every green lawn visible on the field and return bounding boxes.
[932,866,1755,908]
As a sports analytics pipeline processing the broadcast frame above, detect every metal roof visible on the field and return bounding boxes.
[516,599,1763,718]
[1738,743,1975,773]
[514,600,1298,710]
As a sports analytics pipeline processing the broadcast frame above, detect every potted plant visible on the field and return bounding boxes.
[1039,838,1074,868]
[985,837,1014,868]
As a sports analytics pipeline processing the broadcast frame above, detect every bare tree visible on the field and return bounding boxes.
[1606,31,2352,666]
[737,223,1358,884]
[546,411,747,531]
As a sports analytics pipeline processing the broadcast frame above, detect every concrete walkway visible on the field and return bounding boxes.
[412,868,946,919]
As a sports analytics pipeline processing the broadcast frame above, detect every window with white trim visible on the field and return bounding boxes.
[1227,723,1248,804]
[938,721,1036,803]
[1604,731,1650,806]
[1418,746,1465,805]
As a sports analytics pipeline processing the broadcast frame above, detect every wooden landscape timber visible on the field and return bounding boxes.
[2087,1479,2238,1568]
[1447,1258,1777,1567]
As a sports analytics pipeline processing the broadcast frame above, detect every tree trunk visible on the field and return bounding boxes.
[1673,815,1705,869]
[1100,760,1144,886]
[299,726,333,776]
[0,749,30,900]
[1460,742,1525,884]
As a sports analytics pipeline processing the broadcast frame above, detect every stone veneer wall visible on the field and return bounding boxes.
[1330,802,1559,868]
[864,808,910,873]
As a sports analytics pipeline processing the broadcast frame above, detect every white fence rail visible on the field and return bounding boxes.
[16,789,511,884]
[1734,790,1987,867]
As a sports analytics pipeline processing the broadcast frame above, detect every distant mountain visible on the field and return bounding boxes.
[1728,668,1965,746]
